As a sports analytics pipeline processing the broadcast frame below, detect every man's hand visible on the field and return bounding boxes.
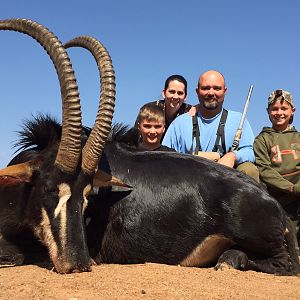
[217,152,236,168]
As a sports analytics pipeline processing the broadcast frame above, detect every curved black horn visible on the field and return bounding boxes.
[0,18,82,172]
[65,36,115,175]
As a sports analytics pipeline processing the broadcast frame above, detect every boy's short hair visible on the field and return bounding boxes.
[268,89,294,108]
[135,102,165,127]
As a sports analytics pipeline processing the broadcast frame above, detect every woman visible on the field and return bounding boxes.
[154,74,192,132]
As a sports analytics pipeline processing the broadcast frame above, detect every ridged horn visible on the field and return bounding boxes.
[0,18,82,173]
[65,36,115,175]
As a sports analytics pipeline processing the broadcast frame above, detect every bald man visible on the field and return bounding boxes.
[162,70,259,181]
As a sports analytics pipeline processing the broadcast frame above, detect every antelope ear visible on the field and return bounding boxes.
[0,160,40,185]
[93,169,131,188]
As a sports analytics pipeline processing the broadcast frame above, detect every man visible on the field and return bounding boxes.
[162,70,259,181]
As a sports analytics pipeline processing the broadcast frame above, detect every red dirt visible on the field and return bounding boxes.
[0,263,299,299]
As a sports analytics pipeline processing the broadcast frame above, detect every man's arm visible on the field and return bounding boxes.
[162,121,180,152]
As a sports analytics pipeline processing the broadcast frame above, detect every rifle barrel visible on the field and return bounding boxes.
[237,85,253,130]
[230,85,253,151]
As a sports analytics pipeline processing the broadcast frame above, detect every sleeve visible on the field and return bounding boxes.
[234,119,255,164]
[253,135,294,193]
[162,115,195,154]
[162,121,180,152]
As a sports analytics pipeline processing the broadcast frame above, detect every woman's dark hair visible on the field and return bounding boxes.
[164,74,187,95]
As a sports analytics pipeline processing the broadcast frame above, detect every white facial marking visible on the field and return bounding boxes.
[55,183,71,257]
[34,208,58,263]
[90,186,99,195]
[82,184,92,215]
[54,183,72,218]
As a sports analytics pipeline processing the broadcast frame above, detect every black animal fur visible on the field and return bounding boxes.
[2,115,300,275]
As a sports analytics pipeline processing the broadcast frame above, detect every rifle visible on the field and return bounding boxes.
[196,85,253,161]
[230,85,253,151]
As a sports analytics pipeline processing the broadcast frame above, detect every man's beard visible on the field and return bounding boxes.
[203,98,219,110]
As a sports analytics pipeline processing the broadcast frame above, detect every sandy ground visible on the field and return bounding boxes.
[0,263,299,300]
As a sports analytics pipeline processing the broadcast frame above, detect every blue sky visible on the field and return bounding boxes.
[1,0,300,167]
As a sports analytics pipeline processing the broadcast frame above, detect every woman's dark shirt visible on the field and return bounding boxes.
[151,100,192,131]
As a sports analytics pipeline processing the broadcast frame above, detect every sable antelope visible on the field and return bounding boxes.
[0,19,117,274]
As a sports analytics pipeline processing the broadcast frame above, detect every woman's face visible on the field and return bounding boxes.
[267,100,295,131]
[138,118,165,149]
[162,80,186,112]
